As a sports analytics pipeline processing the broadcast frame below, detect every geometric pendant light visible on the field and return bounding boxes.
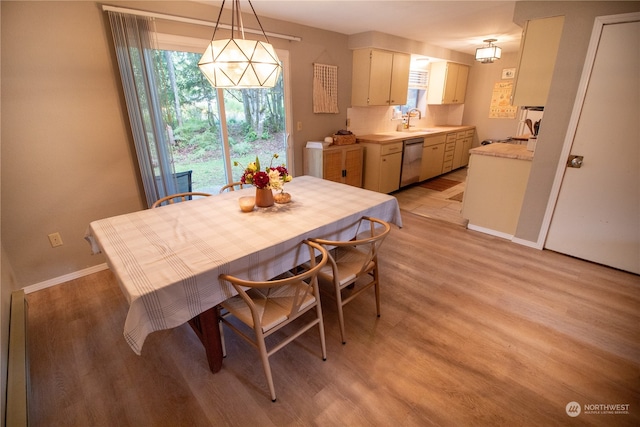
[198,0,282,88]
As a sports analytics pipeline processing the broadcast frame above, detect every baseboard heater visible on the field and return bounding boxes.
[7,289,29,426]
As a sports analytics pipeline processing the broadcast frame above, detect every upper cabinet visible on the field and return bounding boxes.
[427,62,469,104]
[511,15,565,107]
[351,49,410,106]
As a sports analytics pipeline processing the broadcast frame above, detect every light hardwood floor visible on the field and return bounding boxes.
[27,210,639,426]
[394,168,468,227]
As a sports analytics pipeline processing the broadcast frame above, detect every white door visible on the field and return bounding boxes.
[545,15,640,274]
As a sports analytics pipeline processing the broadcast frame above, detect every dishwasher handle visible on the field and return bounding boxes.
[403,137,424,146]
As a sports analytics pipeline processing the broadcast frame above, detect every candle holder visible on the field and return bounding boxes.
[238,196,255,212]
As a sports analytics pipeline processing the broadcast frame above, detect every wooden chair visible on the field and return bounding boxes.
[310,216,391,344]
[219,182,245,193]
[151,192,211,208]
[218,240,328,402]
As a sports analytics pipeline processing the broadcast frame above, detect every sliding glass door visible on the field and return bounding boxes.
[154,36,291,193]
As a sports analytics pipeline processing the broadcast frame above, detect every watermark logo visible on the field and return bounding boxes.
[566,401,581,417]
[566,401,631,417]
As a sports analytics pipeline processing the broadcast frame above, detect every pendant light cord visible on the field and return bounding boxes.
[210,0,226,42]
[247,0,271,43]
[211,0,269,43]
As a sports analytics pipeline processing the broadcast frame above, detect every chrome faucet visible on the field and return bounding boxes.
[405,108,422,129]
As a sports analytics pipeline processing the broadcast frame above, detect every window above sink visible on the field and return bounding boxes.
[392,55,430,121]
[393,88,426,120]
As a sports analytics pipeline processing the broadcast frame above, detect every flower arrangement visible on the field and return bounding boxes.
[234,154,292,191]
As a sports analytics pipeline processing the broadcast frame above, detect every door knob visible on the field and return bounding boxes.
[567,155,584,168]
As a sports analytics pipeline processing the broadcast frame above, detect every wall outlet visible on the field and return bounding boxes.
[48,232,63,248]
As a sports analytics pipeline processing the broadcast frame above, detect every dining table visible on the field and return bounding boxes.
[85,175,403,372]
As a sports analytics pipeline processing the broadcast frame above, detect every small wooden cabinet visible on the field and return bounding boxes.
[351,49,410,106]
[304,144,363,187]
[511,16,564,107]
[420,134,446,181]
[361,142,403,193]
[427,62,469,105]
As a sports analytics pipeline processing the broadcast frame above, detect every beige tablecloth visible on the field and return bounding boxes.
[86,175,402,355]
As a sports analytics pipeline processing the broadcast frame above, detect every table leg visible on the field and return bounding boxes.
[188,306,223,373]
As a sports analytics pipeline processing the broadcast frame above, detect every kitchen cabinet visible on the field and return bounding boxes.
[461,145,533,238]
[361,141,403,193]
[427,62,469,104]
[419,134,446,181]
[304,144,363,187]
[441,133,457,173]
[452,129,475,169]
[461,129,474,166]
[351,49,410,106]
[511,15,564,107]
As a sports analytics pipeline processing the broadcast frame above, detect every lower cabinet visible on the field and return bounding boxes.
[442,133,457,173]
[304,144,363,187]
[420,134,446,181]
[444,128,475,172]
[461,129,474,166]
[453,129,475,170]
[362,142,403,193]
[357,126,475,193]
[452,132,465,170]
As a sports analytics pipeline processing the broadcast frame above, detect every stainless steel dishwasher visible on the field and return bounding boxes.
[400,137,424,188]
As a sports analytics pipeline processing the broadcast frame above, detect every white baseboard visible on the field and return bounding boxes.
[466,224,514,240]
[467,224,542,249]
[511,236,543,249]
[23,263,109,294]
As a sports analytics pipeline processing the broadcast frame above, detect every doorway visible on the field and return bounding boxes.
[543,13,640,274]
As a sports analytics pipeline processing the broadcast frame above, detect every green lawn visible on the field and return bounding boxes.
[174,145,286,193]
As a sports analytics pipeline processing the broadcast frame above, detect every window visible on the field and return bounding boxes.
[154,34,292,193]
[393,69,428,119]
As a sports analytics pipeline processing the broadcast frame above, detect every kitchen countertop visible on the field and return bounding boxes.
[356,125,475,144]
[469,143,534,161]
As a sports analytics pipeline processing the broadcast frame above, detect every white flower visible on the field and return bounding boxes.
[268,169,284,190]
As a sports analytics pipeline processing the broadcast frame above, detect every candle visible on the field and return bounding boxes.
[239,196,255,212]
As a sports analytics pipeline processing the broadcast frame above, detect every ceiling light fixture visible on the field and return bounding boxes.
[198,0,282,88]
[475,39,502,64]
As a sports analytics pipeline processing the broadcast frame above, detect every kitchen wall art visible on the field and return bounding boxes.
[489,81,517,119]
[313,63,339,114]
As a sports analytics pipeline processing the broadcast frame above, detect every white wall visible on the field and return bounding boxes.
[462,52,521,145]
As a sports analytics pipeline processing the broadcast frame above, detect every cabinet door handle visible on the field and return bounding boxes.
[342,170,347,177]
